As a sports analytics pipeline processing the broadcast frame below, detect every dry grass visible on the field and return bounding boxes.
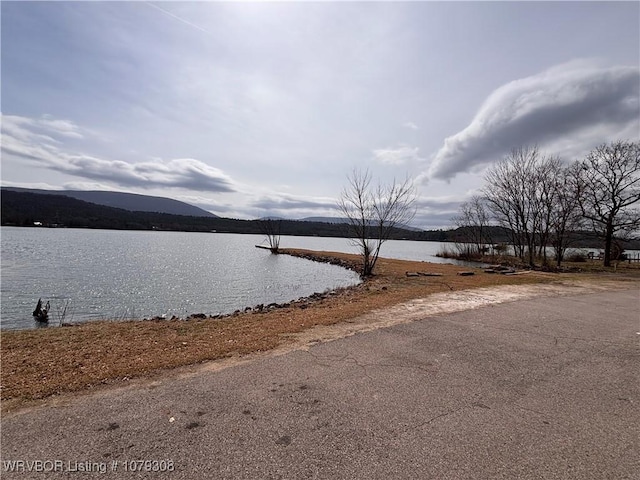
[1,248,635,409]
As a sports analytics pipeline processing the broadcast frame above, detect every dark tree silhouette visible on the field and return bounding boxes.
[577,140,640,266]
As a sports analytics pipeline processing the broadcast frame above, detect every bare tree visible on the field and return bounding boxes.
[258,218,282,253]
[483,146,543,266]
[452,195,493,259]
[534,156,560,264]
[548,161,584,266]
[338,169,416,277]
[577,140,640,266]
[483,146,586,267]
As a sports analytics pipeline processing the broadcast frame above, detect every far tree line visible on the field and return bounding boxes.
[453,140,640,267]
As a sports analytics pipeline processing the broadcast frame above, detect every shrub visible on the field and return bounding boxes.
[566,252,587,263]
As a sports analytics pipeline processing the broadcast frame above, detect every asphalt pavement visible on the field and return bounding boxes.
[2,287,639,479]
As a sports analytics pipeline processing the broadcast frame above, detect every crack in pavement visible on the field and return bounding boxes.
[476,324,631,346]
[413,406,468,430]
[304,350,435,380]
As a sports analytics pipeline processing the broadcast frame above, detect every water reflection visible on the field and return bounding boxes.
[1,229,361,330]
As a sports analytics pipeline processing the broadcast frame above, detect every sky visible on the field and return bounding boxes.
[1,1,639,229]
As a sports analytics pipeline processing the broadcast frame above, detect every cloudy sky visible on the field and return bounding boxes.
[2,1,639,229]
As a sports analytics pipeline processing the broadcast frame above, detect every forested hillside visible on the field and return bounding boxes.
[3,187,218,217]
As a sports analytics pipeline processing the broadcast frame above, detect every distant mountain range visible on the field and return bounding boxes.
[300,216,422,231]
[2,187,217,218]
[262,216,421,231]
[299,216,345,223]
[261,216,349,224]
[2,189,420,229]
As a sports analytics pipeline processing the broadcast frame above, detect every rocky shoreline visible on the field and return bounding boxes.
[152,285,359,323]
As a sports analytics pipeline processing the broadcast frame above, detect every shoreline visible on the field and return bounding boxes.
[2,247,363,332]
[2,248,639,412]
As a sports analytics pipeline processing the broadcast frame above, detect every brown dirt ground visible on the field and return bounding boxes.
[2,248,639,413]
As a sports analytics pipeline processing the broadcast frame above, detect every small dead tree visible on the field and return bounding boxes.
[258,218,282,253]
[577,140,640,266]
[452,195,493,259]
[338,169,416,277]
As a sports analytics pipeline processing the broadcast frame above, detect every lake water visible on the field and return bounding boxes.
[0,228,477,331]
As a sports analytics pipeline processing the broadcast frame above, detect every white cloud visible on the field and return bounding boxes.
[373,144,424,165]
[0,181,66,191]
[403,121,419,130]
[251,193,337,213]
[1,114,85,142]
[38,114,85,139]
[1,114,238,193]
[61,181,123,191]
[426,60,640,181]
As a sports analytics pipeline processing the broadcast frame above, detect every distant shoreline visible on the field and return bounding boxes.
[5,188,640,249]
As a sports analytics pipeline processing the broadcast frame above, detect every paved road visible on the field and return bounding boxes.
[2,288,639,479]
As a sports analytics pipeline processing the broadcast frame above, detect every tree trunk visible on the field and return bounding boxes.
[362,242,372,277]
[603,220,614,267]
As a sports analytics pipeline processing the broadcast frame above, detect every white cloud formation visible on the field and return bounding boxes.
[251,193,337,213]
[373,144,424,165]
[416,195,464,212]
[403,121,419,130]
[0,181,67,191]
[1,114,238,193]
[426,61,640,181]
[37,114,85,139]
[1,115,65,145]
[61,181,122,191]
